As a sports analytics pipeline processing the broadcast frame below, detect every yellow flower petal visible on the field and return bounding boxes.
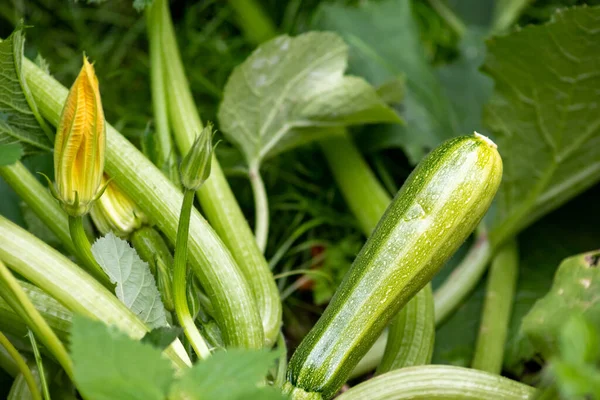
[54,56,106,216]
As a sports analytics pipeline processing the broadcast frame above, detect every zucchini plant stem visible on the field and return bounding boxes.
[0,162,75,255]
[0,342,19,377]
[433,229,493,325]
[155,0,280,346]
[335,365,536,400]
[320,132,435,372]
[472,240,519,374]
[0,332,41,400]
[23,57,264,350]
[227,0,277,46]
[146,0,178,183]
[249,166,269,252]
[426,0,467,38]
[68,216,113,289]
[130,226,173,277]
[27,331,50,400]
[0,215,192,369]
[0,280,72,343]
[0,259,74,381]
[173,190,211,360]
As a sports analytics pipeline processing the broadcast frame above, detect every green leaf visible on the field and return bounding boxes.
[169,349,284,400]
[91,232,168,329]
[314,0,456,163]
[437,29,494,137]
[519,250,600,361]
[551,316,600,400]
[0,144,23,166]
[559,315,599,365]
[141,326,182,351]
[484,6,600,241]
[217,31,400,168]
[71,316,174,400]
[0,28,53,155]
[552,360,600,400]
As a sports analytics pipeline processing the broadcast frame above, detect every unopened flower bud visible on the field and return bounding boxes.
[90,175,147,237]
[53,56,106,216]
[180,123,215,190]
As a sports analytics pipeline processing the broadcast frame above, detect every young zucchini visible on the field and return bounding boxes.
[284,133,503,400]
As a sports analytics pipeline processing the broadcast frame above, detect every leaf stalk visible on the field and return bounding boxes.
[173,190,211,360]
[0,259,74,380]
[68,216,113,289]
[0,332,42,400]
[472,239,519,373]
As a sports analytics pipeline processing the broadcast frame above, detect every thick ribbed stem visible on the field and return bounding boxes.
[68,216,113,289]
[0,259,73,380]
[0,162,74,254]
[173,190,211,359]
[336,365,536,400]
[0,332,41,400]
[156,0,279,346]
[23,57,263,350]
[472,240,519,373]
[0,215,191,369]
[146,0,178,183]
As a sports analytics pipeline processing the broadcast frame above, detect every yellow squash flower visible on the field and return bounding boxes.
[54,56,106,216]
[90,175,148,237]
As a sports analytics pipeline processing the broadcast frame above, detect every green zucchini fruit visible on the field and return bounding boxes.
[284,133,503,400]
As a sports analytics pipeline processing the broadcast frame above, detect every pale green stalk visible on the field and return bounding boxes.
[173,190,211,359]
[1,162,112,289]
[249,166,269,252]
[146,0,178,182]
[0,332,41,400]
[434,229,492,325]
[377,285,434,373]
[68,216,112,288]
[155,0,280,346]
[427,0,467,38]
[0,215,191,369]
[27,331,50,400]
[0,162,74,255]
[472,240,519,373]
[336,365,536,400]
[0,280,71,342]
[492,0,534,34]
[320,132,435,373]
[0,343,19,377]
[0,260,73,380]
[23,58,263,349]
[227,0,277,46]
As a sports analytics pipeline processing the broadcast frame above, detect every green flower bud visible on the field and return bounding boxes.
[180,123,215,190]
[90,174,148,237]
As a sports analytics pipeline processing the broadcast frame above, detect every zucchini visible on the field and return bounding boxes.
[284,133,503,400]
